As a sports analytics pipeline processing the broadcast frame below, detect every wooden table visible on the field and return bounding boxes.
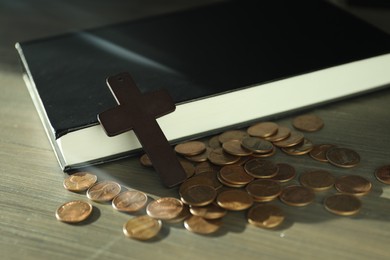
[1,1,389,259]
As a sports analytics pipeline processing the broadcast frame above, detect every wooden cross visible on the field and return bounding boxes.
[98,72,187,187]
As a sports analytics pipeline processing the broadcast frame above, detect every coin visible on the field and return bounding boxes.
[247,122,279,138]
[281,138,314,155]
[185,147,212,163]
[241,137,274,154]
[184,215,222,234]
[264,126,291,142]
[139,153,153,167]
[208,148,240,166]
[326,147,360,168]
[279,185,315,206]
[190,203,227,219]
[146,197,184,220]
[218,130,249,143]
[300,170,335,191]
[269,163,296,182]
[324,194,362,216]
[292,114,324,132]
[247,204,285,229]
[244,158,278,179]
[250,146,277,158]
[208,135,222,149]
[123,215,162,240]
[246,179,282,202]
[216,189,253,211]
[219,165,254,186]
[222,140,252,156]
[165,204,191,223]
[178,158,195,178]
[63,172,97,192]
[86,181,121,202]
[175,141,206,156]
[195,161,220,175]
[273,131,304,148]
[112,190,148,212]
[180,184,217,206]
[309,144,335,162]
[55,200,93,223]
[374,165,390,185]
[334,175,372,196]
[179,175,215,196]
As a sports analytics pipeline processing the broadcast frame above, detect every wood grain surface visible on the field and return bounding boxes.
[1,1,389,259]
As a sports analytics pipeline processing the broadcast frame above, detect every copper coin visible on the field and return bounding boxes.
[112,190,148,212]
[208,148,240,166]
[246,179,282,202]
[326,147,360,168]
[175,141,206,156]
[247,122,279,138]
[195,161,220,175]
[63,172,97,192]
[219,165,254,185]
[184,215,222,234]
[280,185,315,206]
[179,174,215,196]
[139,153,153,167]
[241,137,274,154]
[244,158,278,179]
[185,147,212,163]
[55,200,93,223]
[324,194,362,216]
[247,204,285,229]
[86,181,121,202]
[300,170,335,191]
[218,130,249,143]
[196,171,223,190]
[309,144,335,162]
[222,140,252,156]
[217,172,247,188]
[180,184,217,206]
[264,126,291,142]
[123,215,162,240]
[208,135,222,149]
[178,158,195,178]
[374,165,390,185]
[292,114,324,132]
[190,203,227,219]
[269,163,296,182]
[273,131,304,148]
[165,205,191,223]
[281,138,314,155]
[146,197,184,220]
[334,175,372,196]
[250,146,277,158]
[216,189,253,211]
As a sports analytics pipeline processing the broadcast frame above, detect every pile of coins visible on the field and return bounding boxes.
[55,114,390,240]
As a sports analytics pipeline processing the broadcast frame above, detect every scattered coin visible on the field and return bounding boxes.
[195,161,220,175]
[246,179,282,202]
[247,122,279,138]
[334,175,372,196]
[175,141,206,156]
[269,163,296,182]
[139,153,153,167]
[185,147,212,163]
[86,181,121,202]
[244,158,278,179]
[112,190,148,212]
[166,205,191,223]
[273,131,304,148]
[208,135,222,149]
[63,172,98,192]
[219,165,254,186]
[247,204,285,229]
[300,170,335,191]
[123,215,162,240]
[179,175,215,196]
[180,184,217,206]
[55,200,93,223]
[208,148,240,166]
[281,138,314,155]
[146,197,184,220]
[241,137,274,154]
[374,165,390,185]
[309,144,335,162]
[324,194,362,216]
[222,139,252,156]
[292,114,324,132]
[216,189,253,211]
[184,215,222,234]
[178,158,195,178]
[250,146,277,158]
[280,185,315,206]
[326,147,360,168]
[218,130,249,143]
[264,126,291,142]
[189,203,227,219]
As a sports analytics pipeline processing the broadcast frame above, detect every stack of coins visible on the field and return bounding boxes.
[55,114,389,241]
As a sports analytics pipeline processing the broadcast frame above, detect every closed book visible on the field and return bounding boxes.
[15,0,390,171]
